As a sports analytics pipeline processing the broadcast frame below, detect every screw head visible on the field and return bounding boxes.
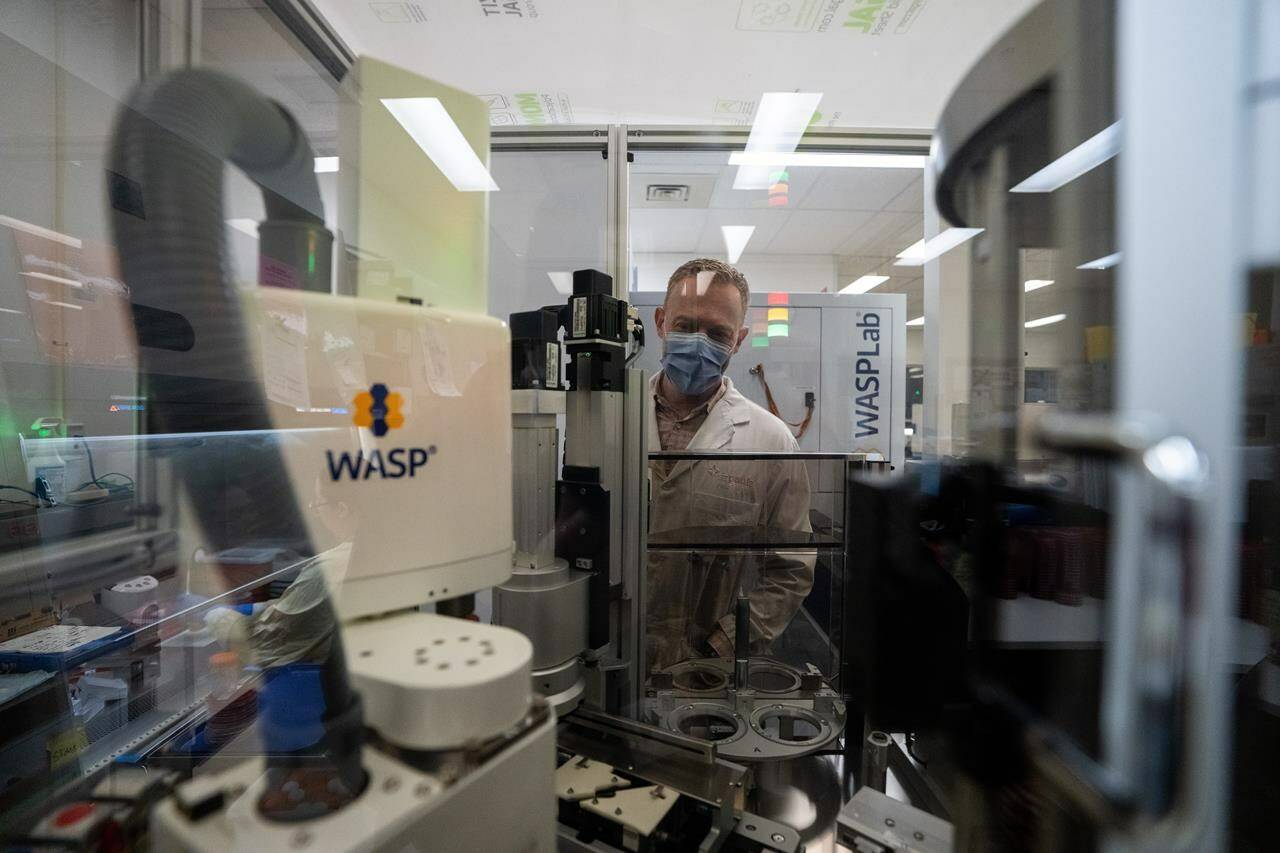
[885,817,896,827]
[914,831,926,841]
[771,833,786,844]
[382,776,401,793]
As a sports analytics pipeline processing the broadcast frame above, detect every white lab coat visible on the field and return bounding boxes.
[645,374,814,672]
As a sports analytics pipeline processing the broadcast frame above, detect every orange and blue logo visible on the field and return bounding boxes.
[352,383,404,437]
[327,382,434,481]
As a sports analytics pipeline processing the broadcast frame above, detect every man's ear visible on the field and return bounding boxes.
[733,325,749,353]
[654,305,667,338]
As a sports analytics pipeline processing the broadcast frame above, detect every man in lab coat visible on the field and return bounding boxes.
[646,258,814,673]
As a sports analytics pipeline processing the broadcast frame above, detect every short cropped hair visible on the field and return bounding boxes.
[665,258,750,316]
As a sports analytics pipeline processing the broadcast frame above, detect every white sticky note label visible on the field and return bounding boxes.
[421,318,461,397]
[260,323,310,410]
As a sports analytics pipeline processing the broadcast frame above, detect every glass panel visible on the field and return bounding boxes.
[0,1,143,816]
[642,451,864,762]
[197,2,342,290]
[630,149,920,455]
[488,150,608,322]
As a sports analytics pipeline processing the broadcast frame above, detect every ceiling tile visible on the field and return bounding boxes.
[763,209,874,254]
[884,174,924,212]
[794,167,921,211]
[835,210,921,256]
[630,208,709,254]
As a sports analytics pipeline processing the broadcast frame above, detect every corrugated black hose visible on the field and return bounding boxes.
[107,68,364,815]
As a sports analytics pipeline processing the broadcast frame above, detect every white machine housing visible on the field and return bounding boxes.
[244,288,514,620]
[153,291,554,852]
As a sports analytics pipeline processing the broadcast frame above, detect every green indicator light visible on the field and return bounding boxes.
[38,428,50,437]
[751,335,769,348]
[767,322,789,338]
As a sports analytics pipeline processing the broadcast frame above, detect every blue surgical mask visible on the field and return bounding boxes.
[661,331,733,396]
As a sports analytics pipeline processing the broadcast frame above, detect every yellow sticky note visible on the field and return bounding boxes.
[48,726,88,769]
[1085,325,1113,363]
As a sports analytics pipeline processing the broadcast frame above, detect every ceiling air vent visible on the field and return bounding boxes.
[645,184,691,203]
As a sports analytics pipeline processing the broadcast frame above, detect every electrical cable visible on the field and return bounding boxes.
[0,484,47,502]
[906,731,929,768]
[625,317,646,366]
[80,438,99,485]
[74,472,135,493]
[749,363,814,439]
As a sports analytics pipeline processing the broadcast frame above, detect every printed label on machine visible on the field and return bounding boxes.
[572,297,587,338]
[545,342,560,389]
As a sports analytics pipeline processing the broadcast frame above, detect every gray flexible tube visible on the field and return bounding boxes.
[108,68,323,545]
[108,69,364,809]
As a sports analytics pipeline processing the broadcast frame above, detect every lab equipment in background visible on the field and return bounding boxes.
[627,290,907,470]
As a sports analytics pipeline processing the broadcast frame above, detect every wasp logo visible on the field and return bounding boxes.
[328,383,436,481]
[353,383,404,437]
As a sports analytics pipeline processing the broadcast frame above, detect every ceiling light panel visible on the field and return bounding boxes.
[1078,252,1122,270]
[0,215,81,248]
[840,275,889,294]
[381,97,499,192]
[894,227,983,266]
[1010,122,1120,193]
[1025,313,1066,328]
[730,151,926,169]
[721,225,755,263]
[732,92,823,191]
